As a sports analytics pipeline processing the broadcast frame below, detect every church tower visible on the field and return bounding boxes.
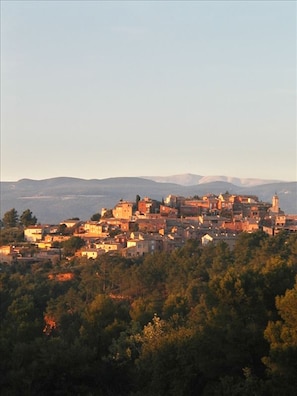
[271,193,279,213]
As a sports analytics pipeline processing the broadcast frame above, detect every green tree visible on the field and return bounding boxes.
[90,212,101,221]
[162,293,189,320]
[44,287,84,339]
[234,230,268,266]
[61,236,85,256]
[129,297,158,326]
[19,209,37,227]
[81,294,129,355]
[57,223,68,235]
[263,278,297,394]
[203,368,267,396]
[133,315,204,395]
[2,208,19,228]
[134,194,141,211]
[5,293,43,343]
[0,227,24,245]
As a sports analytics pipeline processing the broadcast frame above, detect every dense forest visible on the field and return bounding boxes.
[1,230,297,395]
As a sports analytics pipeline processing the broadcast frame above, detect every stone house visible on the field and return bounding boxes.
[0,245,18,263]
[159,205,178,217]
[138,197,158,215]
[124,232,163,256]
[94,240,124,253]
[112,200,133,220]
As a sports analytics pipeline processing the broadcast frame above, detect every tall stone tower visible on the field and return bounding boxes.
[271,193,280,213]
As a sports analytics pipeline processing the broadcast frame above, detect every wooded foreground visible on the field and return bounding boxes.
[1,230,297,395]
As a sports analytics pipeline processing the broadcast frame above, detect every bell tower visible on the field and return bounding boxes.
[271,192,279,213]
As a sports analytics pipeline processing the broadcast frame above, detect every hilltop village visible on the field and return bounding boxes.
[1,190,297,264]
[2,191,297,395]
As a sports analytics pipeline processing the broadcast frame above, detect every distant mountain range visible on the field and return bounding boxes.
[142,174,285,187]
[1,174,296,224]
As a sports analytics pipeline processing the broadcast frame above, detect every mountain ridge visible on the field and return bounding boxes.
[141,173,286,187]
[1,176,296,224]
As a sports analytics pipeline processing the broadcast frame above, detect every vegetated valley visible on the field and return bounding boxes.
[1,230,297,395]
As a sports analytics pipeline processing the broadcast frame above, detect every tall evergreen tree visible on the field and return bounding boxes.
[20,209,37,227]
[2,208,19,228]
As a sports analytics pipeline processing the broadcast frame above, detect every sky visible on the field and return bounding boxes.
[1,0,296,182]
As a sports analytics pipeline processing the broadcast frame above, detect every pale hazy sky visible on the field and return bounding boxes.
[1,0,296,182]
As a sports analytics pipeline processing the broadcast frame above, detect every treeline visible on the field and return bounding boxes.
[0,208,38,246]
[1,230,297,395]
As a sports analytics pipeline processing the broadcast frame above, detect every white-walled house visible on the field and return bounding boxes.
[24,225,45,242]
[80,248,105,259]
[201,232,237,249]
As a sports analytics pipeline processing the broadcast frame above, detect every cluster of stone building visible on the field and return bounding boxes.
[1,192,297,263]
